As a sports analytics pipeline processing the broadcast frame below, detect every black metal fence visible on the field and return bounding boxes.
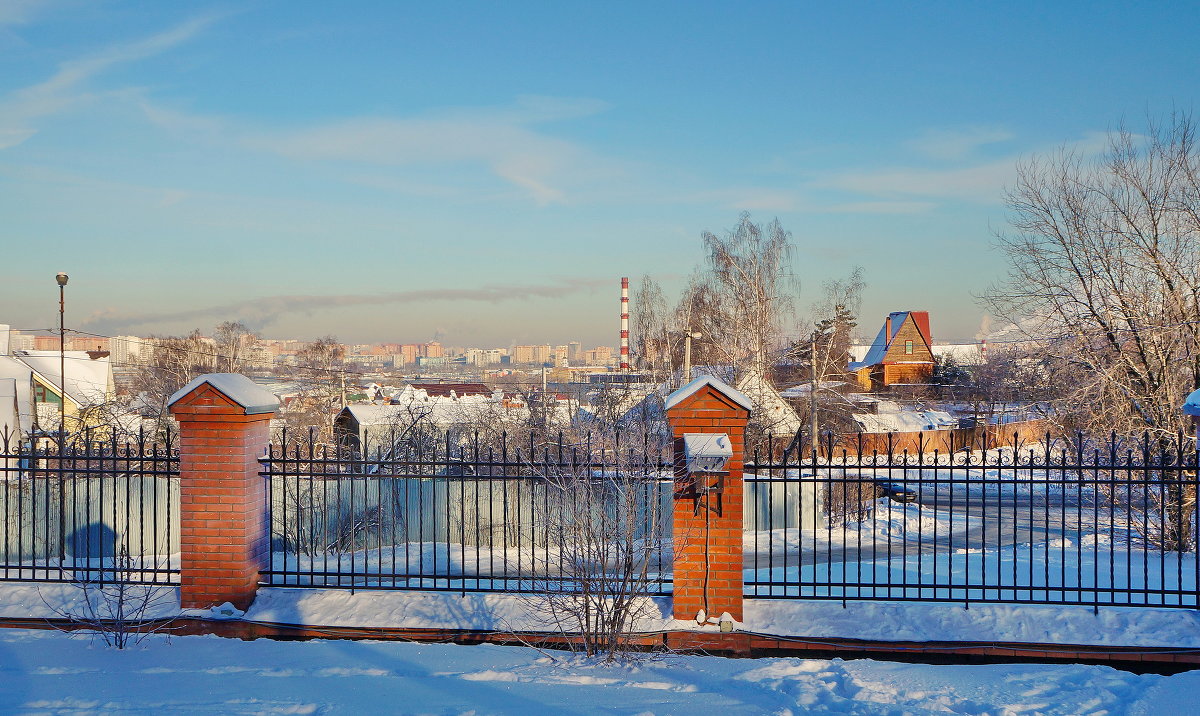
[260,432,674,594]
[745,432,1200,609]
[2,422,1196,613]
[0,428,179,585]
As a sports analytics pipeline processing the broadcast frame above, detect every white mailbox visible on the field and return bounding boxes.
[683,433,733,474]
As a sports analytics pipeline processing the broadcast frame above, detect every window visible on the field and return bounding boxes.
[32,382,62,406]
[905,340,913,354]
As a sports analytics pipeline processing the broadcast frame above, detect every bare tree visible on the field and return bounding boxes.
[276,336,347,446]
[42,544,176,649]
[632,275,670,379]
[984,114,1200,441]
[688,213,796,380]
[212,321,259,374]
[524,432,670,661]
[129,330,213,437]
[785,268,866,439]
[985,114,1200,551]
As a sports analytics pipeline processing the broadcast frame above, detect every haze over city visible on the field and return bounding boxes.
[2,1,1196,348]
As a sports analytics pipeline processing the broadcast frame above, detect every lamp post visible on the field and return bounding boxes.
[56,272,68,445]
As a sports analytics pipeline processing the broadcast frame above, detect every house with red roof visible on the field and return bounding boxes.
[847,311,935,390]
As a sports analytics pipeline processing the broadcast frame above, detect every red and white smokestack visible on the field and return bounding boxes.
[980,337,987,362]
[620,277,630,371]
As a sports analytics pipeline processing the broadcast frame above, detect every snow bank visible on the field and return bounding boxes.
[0,627,1191,714]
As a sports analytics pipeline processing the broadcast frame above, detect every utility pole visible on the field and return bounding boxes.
[809,332,819,456]
[56,272,68,445]
[541,365,549,432]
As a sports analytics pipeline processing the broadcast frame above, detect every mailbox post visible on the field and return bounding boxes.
[682,433,732,515]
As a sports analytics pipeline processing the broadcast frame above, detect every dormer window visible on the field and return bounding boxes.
[905,340,913,354]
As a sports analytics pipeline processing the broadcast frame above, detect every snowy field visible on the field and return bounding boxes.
[0,627,1193,714]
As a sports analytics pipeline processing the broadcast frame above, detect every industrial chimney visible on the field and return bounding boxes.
[620,277,630,371]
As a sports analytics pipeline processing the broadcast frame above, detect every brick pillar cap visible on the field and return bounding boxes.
[664,375,753,412]
[168,373,280,415]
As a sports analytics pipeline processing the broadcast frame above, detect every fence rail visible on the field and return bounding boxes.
[745,432,1200,609]
[0,430,180,585]
[261,433,675,594]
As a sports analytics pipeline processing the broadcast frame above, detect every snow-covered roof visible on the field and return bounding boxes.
[0,360,34,434]
[168,373,280,414]
[780,381,849,397]
[337,390,535,439]
[848,322,890,372]
[0,378,19,438]
[11,350,111,405]
[735,371,801,435]
[1184,388,1200,417]
[853,409,958,433]
[931,343,984,366]
[664,375,753,412]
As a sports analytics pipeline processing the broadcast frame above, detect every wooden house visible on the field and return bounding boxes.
[848,311,934,390]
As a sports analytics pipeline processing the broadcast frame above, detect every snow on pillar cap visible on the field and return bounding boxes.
[664,375,753,412]
[168,373,281,415]
[1184,389,1200,417]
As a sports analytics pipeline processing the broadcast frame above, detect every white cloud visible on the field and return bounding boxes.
[731,191,797,211]
[236,97,612,205]
[907,126,1014,160]
[0,0,52,26]
[0,13,219,149]
[820,200,938,214]
[825,158,1018,203]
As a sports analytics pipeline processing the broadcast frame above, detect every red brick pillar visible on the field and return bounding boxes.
[168,374,279,610]
[664,376,751,623]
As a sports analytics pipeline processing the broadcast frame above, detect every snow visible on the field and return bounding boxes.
[168,373,281,414]
[1182,388,1200,416]
[2,578,1197,651]
[663,375,753,412]
[0,627,1192,714]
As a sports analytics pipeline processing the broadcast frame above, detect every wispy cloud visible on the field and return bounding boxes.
[0,13,220,149]
[906,125,1014,160]
[81,281,610,334]
[239,96,612,205]
[824,130,1116,205]
[824,159,1018,203]
[0,0,52,27]
[820,200,937,214]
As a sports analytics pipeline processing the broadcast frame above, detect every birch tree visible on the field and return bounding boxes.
[688,213,796,380]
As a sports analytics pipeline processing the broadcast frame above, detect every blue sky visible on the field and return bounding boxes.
[1,1,1196,348]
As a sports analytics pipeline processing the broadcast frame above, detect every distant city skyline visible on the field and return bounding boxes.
[3,2,1197,347]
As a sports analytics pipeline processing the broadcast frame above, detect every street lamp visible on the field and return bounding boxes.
[56,272,68,445]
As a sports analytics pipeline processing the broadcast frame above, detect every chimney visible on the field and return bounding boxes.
[884,315,892,347]
[620,277,630,371]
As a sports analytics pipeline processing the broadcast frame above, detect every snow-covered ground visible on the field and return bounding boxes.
[4,581,1198,650]
[0,627,1192,714]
